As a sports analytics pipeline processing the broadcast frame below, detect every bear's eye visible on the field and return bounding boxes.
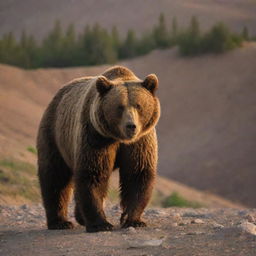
[135,104,142,110]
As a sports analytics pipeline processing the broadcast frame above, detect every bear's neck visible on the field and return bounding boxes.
[86,121,115,149]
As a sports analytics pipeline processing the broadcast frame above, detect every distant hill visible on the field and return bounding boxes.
[0,0,256,39]
[0,43,256,207]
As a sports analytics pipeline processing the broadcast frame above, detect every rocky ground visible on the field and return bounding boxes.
[0,203,256,256]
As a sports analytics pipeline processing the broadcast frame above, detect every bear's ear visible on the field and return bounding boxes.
[96,76,114,96]
[142,74,158,95]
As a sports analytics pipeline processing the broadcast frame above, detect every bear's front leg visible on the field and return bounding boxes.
[120,169,155,228]
[74,144,117,232]
[75,168,113,232]
[119,130,157,228]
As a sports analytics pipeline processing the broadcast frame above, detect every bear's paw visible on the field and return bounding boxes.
[48,220,74,230]
[86,221,113,233]
[122,220,147,228]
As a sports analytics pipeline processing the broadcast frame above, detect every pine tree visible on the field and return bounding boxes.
[0,32,20,66]
[153,13,170,48]
[62,24,77,66]
[18,30,38,68]
[77,25,91,65]
[190,16,200,36]
[119,29,137,59]
[201,22,236,53]
[80,23,117,65]
[178,16,201,56]
[111,26,120,53]
[136,31,156,56]
[41,20,65,67]
[242,26,249,41]
[170,17,178,44]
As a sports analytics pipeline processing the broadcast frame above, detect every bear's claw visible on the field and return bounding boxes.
[86,222,113,233]
[48,220,74,230]
[122,220,147,228]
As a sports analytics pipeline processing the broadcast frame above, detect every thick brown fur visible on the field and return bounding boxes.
[37,66,160,232]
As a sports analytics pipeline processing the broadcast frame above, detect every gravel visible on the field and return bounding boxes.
[1,205,256,256]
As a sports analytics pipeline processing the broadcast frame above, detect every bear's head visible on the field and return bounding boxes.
[90,73,160,143]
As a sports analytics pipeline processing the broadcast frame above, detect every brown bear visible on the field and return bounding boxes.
[37,66,160,232]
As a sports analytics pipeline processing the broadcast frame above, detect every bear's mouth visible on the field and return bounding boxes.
[125,133,136,139]
[123,128,138,140]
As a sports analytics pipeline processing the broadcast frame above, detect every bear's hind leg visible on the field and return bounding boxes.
[38,151,74,230]
[74,204,85,226]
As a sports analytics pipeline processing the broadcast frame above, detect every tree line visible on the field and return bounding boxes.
[0,14,252,69]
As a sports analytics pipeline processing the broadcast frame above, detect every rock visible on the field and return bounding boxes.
[145,208,168,217]
[170,213,182,222]
[212,222,224,229]
[186,231,204,235]
[170,213,181,218]
[238,210,249,216]
[102,231,112,234]
[182,212,212,219]
[178,220,190,226]
[29,210,38,216]
[20,204,28,210]
[238,221,256,236]
[191,219,204,224]
[17,215,23,220]
[126,227,136,233]
[171,222,178,227]
[126,237,165,248]
[245,214,255,223]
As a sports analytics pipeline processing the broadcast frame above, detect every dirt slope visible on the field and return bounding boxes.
[0,44,256,207]
[0,0,256,38]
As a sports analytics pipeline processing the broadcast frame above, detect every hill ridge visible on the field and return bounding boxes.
[0,0,256,39]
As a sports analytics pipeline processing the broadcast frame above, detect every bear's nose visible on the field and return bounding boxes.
[126,123,136,132]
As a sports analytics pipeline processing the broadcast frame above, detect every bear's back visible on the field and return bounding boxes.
[102,66,139,82]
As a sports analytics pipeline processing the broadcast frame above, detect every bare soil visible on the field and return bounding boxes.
[1,204,256,256]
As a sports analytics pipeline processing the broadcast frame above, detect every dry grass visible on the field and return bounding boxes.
[0,158,40,203]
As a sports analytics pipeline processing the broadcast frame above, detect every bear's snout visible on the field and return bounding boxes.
[126,122,137,137]
[119,107,140,140]
[126,123,136,131]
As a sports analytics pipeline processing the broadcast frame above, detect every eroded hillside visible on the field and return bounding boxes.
[0,44,256,206]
